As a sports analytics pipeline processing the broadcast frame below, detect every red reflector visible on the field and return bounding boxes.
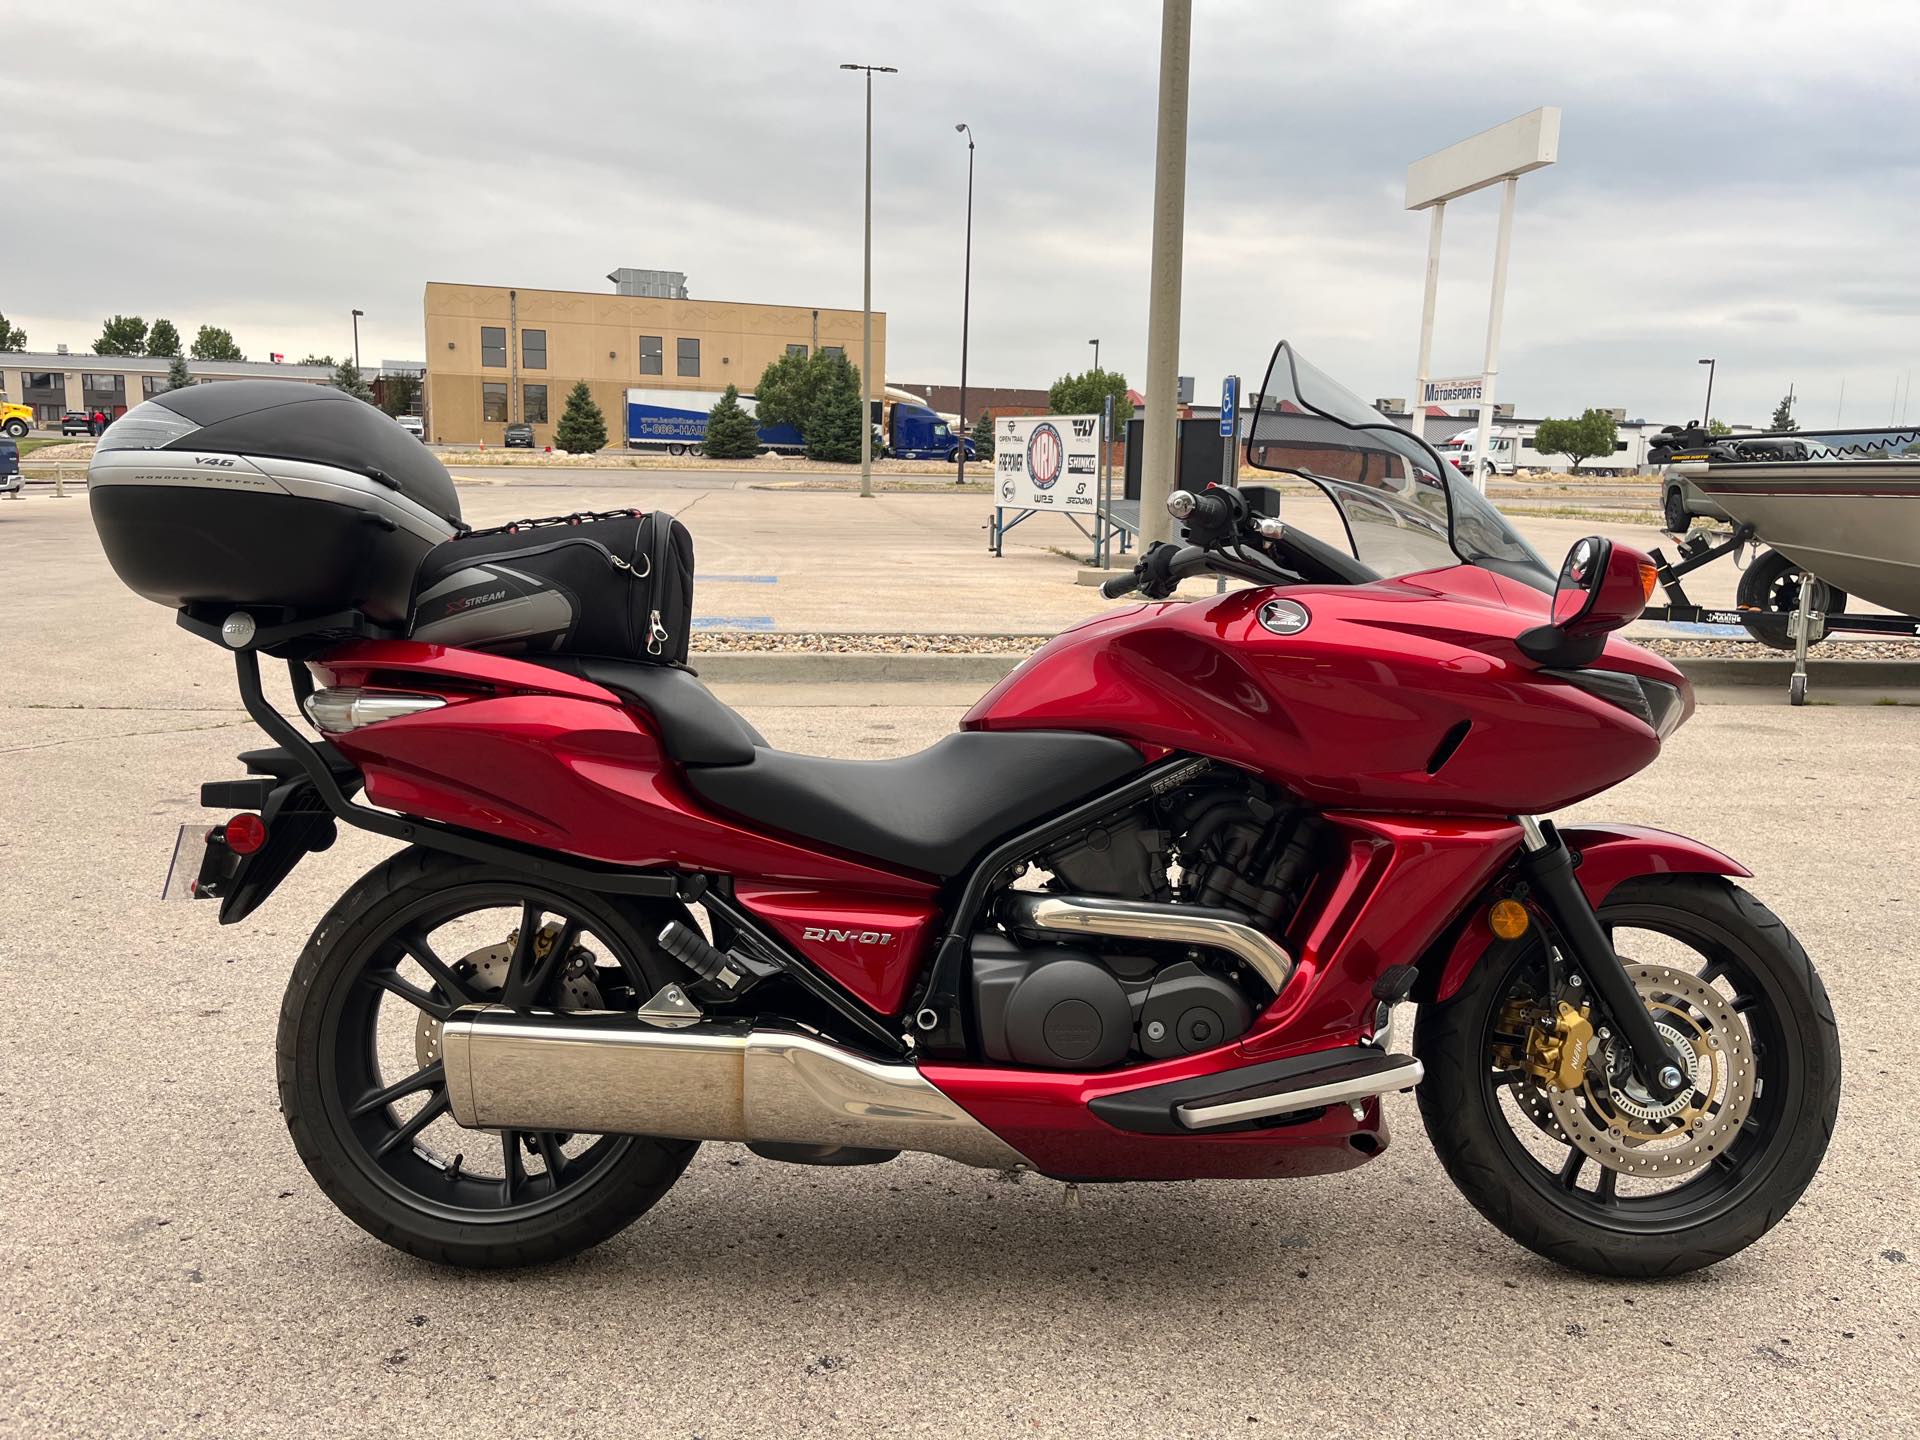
[224,813,268,855]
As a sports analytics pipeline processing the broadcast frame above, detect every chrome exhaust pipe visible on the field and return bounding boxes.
[439,1006,1028,1170]
[1004,892,1294,992]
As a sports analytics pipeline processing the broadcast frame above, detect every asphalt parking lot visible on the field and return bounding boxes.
[2,485,1916,1438]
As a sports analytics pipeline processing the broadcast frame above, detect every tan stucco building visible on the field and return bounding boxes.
[423,282,886,449]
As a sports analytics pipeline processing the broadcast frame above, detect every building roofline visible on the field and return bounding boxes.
[421,280,884,319]
[0,351,335,379]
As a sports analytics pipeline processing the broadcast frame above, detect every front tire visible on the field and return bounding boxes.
[1663,484,1691,533]
[277,849,697,1268]
[1416,875,1839,1277]
[2,418,26,439]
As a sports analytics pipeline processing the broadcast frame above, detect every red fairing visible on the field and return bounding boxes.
[732,884,937,1016]
[1430,824,1751,1002]
[311,641,933,896]
[964,568,1684,816]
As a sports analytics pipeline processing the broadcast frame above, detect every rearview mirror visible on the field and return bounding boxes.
[1518,536,1658,665]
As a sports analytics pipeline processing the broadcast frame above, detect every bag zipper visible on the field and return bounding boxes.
[645,513,675,658]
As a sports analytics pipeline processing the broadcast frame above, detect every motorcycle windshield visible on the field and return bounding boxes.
[1246,342,1549,588]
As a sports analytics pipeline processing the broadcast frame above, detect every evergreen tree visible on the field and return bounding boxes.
[145,318,182,356]
[93,315,149,356]
[805,359,864,463]
[379,373,420,418]
[331,358,375,402]
[554,380,608,453]
[165,355,193,391]
[702,384,762,459]
[1770,393,1796,431]
[970,410,995,460]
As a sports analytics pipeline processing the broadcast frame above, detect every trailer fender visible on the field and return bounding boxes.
[1426,824,1750,1003]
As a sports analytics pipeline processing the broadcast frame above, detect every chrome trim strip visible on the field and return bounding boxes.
[1007,893,1294,993]
[1176,1056,1424,1131]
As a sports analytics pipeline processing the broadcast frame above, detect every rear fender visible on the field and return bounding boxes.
[1424,824,1749,1003]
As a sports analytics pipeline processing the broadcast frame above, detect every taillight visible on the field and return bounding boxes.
[302,687,447,733]
[223,813,268,854]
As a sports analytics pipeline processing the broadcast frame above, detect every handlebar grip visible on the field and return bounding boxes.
[1100,571,1143,599]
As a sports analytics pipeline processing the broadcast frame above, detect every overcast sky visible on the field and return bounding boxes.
[8,1,1917,426]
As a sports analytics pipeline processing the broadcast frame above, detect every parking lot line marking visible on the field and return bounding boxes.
[702,575,780,583]
[693,616,776,631]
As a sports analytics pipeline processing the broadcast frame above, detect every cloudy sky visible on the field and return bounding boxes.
[7,1,1916,426]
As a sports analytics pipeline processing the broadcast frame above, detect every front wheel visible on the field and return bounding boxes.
[1415,875,1839,1276]
[1662,484,1691,533]
[277,849,697,1267]
[2,418,27,439]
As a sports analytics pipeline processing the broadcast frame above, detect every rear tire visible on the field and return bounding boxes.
[1415,875,1839,1277]
[1663,484,1690,533]
[277,848,697,1268]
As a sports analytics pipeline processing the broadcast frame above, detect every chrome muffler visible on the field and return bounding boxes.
[439,1007,1027,1170]
[1003,892,1294,992]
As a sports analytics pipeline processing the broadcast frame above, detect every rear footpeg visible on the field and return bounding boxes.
[1089,1045,1423,1135]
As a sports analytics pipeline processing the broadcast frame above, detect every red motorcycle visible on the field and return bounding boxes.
[91,344,1838,1275]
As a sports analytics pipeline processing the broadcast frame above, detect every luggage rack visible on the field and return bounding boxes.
[1641,526,1920,705]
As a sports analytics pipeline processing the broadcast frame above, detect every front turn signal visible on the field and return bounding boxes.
[1488,898,1531,940]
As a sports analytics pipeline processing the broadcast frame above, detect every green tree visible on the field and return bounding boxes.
[145,318,182,356]
[379,373,419,418]
[1532,408,1620,473]
[331,358,374,402]
[970,410,996,460]
[1707,418,1732,437]
[93,315,149,356]
[751,349,824,435]
[1769,394,1796,432]
[1047,367,1132,432]
[702,384,762,459]
[805,359,864,463]
[0,312,28,351]
[297,354,337,367]
[553,380,607,453]
[190,325,245,361]
[165,355,193,391]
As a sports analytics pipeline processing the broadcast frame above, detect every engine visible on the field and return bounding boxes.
[969,773,1326,1070]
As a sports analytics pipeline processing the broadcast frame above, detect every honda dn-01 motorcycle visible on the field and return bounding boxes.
[90,344,1838,1276]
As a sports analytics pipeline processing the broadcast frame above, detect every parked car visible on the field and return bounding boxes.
[1,400,32,439]
[61,412,95,436]
[502,422,535,448]
[0,438,20,494]
[397,414,426,443]
[1661,470,1731,532]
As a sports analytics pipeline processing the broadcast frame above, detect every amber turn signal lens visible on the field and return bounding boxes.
[1488,898,1530,940]
[1637,561,1658,601]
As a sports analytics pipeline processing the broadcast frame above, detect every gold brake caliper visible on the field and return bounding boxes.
[1524,1001,1595,1092]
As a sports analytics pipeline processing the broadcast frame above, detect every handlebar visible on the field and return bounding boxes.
[1099,571,1142,599]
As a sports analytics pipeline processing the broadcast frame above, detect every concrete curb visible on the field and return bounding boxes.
[692,648,1920,689]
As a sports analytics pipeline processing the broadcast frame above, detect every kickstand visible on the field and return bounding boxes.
[1788,570,1818,707]
[1062,1182,1082,1212]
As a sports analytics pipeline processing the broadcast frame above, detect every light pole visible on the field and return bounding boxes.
[841,62,896,499]
[955,122,975,487]
[1089,338,1100,375]
[1139,0,1193,544]
[351,309,364,371]
[1698,357,1716,429]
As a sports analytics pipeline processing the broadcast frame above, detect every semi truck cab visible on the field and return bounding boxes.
[880,401,975,463]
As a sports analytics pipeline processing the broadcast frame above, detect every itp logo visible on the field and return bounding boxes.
[1026,423,1064,490]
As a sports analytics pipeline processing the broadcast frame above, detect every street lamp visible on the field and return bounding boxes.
[1089,338,1100,374]
[1698,357,1716,429]
[351,309,364,371]
[955,122,975,487]
[841,62,896,499]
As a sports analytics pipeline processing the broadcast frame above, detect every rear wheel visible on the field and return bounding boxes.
[277,849,697,1268]
[1663,484,1691,533]
[1416,875,1839,1277]
[1736,547,1848,649]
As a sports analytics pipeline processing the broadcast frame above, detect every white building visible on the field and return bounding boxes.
[0,351,335,427]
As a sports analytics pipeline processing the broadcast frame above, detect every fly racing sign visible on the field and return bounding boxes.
[996,413,1101,512]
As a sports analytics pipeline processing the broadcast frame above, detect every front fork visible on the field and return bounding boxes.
[1514,816,1690,1103]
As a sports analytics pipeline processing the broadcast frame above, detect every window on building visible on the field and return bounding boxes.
[822,346,845,361]
[481,326,507,368]
[677,337,700,377]
[522,329,546,369]
[639,335,663,376]
[83,373,127,414]
[522,383,548,424]
[786,344,808,357]
[141,375,170,398]
[482,382,509,422]
[23,371,65,424]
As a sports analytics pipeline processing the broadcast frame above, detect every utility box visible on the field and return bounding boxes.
[1123,418,1234,501]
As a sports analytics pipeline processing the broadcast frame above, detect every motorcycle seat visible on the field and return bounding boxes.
[684,730,1145,878]
[531,657,768,765]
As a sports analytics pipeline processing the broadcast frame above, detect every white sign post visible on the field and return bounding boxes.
[1405,107,1559,489]
[991,413,1103,556]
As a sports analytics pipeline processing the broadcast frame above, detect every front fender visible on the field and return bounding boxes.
[1427,824,1749,1003]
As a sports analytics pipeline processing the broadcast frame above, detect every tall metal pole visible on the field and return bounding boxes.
[1090,338,1100,375]
[351,308,363,370]
[1410,202,1446,440]
[1139,0,1192,545]
[1698,357,1716,428]
[1469,176,1517,494]
[841,63,895,498]
[956,123,974,487]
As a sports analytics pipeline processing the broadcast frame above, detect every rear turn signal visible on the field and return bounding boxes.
[223,813,268,855]
[1488,898,1530,940]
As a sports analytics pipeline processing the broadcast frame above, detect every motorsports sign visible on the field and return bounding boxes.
[1422,375,1485,406]
[996,413,1101,512]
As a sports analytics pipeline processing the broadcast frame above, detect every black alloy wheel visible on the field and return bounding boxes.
[1735,547,1848,649]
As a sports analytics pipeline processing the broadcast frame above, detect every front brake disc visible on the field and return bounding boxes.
[1547,962,1756,1179]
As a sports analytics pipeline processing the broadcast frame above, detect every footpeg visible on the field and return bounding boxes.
[657,920,780,999]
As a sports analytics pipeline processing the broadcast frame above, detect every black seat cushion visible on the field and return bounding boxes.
[533,657,767,765]
[686,731,1144,878]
